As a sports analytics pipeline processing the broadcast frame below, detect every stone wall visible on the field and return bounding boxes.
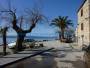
[77,0,90,47]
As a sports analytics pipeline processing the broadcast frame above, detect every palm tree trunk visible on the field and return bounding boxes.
[61,29,64,39]
[61,29,65,42]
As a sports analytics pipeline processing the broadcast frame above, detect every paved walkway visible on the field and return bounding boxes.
[0,40,88,68]
[0,47,53,68]
[5,47,87,68]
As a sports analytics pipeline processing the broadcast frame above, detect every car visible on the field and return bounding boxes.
[8,42,26,49]
[24,39,35,42]
[8,39,35,49]
[23,39,35,48]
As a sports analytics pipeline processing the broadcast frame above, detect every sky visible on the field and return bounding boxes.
[0,0,84,37]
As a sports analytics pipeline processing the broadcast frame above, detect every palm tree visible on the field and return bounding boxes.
[51,16,73,41]
[65,28,75,42]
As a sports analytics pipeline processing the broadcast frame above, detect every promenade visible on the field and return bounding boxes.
[1,40,87,68]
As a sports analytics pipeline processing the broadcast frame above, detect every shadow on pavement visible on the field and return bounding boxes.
[5,55,58,68]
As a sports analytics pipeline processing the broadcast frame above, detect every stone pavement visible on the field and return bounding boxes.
[0,47,53,68]
[0,40,87,68]
[5,48,87,68]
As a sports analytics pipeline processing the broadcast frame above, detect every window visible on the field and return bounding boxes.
[81,35,84,38]
[81,23,84,30]
[81,9,83,16]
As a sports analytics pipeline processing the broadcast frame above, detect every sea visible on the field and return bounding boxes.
[0,36,58,45]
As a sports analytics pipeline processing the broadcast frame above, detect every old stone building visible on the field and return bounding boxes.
[77,0,90,47]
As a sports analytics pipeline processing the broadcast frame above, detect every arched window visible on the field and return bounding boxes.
[81,9,83,16]
[81,23,84,30]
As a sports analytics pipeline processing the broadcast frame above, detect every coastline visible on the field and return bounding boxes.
[0,36,57,45]
[0,40,59,56]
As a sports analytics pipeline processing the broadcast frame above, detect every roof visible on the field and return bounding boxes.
[77,0,87,13]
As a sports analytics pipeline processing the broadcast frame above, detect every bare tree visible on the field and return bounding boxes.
[0,0,46,52]
[0,9,45,52]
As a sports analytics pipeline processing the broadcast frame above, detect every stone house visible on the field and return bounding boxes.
[77,0,90,47]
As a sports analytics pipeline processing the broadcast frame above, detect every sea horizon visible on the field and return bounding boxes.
[0,35,58,45]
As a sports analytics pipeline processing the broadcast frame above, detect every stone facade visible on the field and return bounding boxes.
[77,0,90,47]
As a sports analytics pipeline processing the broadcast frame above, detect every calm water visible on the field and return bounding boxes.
[0,36,57,45]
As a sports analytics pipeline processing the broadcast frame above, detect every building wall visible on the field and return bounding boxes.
[77,0,90,47]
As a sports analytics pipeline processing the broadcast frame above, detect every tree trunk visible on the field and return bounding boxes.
[2,27,7,56]
[61,29,64,39]
[61,29,65,42]
[15,32,26,52]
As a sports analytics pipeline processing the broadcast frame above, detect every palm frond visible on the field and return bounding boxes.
[51,16,73,30]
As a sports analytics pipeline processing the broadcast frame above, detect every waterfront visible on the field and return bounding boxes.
[0,36,57,45]
[4,40,87,68]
